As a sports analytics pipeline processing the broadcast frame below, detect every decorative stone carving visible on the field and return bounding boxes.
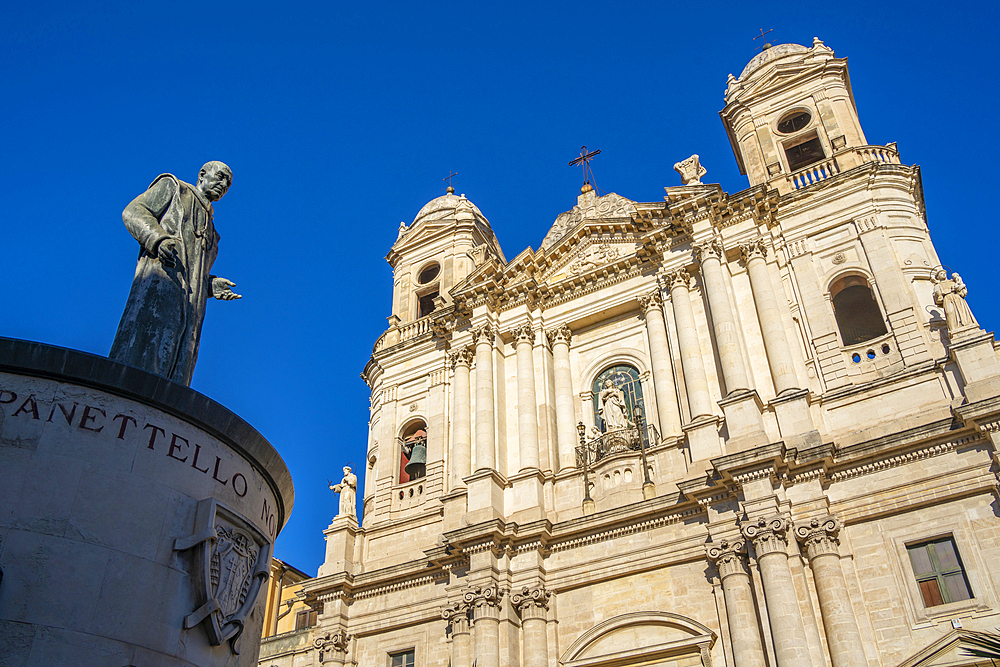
[637,290,664,312]
[463,584,506,620]
[705,538,749,579]
[512,586,551,620]
[741,515,790,557]
[110,161,240,387]
[512,324,535,345]
[540,192,638,249]
[598,379,630,432]
[441,601,472,633]
[546,324,572,347]
[396,221,409,241]
[468,245,490,267]
[173,498,271,653]
[692,237,725,264]
[674,154,707,185]
[568,243,622,276]
[739,238,768,263]
[329,466,357,520]
[472,323,494,345]
[313,630,351,664]
[932,268,977,333]
[664,268,693,290]
[448,347,475,369]
[794,515,841,560]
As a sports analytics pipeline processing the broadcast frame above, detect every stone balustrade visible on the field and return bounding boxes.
[779,144,901,193]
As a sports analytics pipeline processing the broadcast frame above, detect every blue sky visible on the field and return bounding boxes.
[4,1,998,572]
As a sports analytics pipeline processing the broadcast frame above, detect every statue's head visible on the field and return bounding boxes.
[933,268,948,282]
[197,161,233,202]
[343,465,352,475]
[603,379,613,388]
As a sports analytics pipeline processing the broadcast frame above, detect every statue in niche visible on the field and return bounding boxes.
[932,268,977,333]
[598,379,631,432]
[329,466,358,520]
[674,154,707,185]
[110,161,241,386]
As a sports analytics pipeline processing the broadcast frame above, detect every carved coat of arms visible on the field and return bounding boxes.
[174,498,272,653]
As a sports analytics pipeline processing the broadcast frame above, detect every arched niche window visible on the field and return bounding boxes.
[592,365,644,432]
[831,274,888,345]
[415,261,440,319]
[398,420,426,483]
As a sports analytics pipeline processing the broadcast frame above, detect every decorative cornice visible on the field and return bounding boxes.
[705,538,749,579]
[739,237,768,263]
[549,507,703,552]
[741,515,790,557]
[637,290,664,312]
[663,268,693,290]
[794,515,841,560]
[546,324,572,347]
[512,323,535,345]
[512,586,551,620]
[828,435,979,482]
[472,323,494,345]
[448,347,475,369]
[692,236,725,264]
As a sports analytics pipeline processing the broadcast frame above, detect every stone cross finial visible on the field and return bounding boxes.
[674,155,707,185]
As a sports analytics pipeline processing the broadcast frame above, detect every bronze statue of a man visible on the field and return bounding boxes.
[110,161,241,386]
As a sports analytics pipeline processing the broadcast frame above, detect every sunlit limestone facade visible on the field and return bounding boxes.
[260,40,1000,667]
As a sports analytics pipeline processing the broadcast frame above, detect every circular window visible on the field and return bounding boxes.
[777,110,811,134]
[866,349,876,360]
[881,343,891,355]
[852,353,861,363]
[417,263,440,284]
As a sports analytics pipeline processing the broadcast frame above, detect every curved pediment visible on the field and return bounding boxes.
[562,611,715,667]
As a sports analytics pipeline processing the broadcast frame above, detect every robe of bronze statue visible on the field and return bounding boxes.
[110,161,241,386]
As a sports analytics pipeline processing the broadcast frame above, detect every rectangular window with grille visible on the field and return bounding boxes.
[390,649,415,667]
[906,537,973,607]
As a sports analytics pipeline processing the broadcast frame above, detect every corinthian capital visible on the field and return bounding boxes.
[472,323,494,345]
[741,515,790,557]
[448,347,475,369]
[739,237,768,263]
[441,601,471,633]
[705,538,749,579]
[794,515,841,560]
[463,584,506,620]
[692,236,725,264]
[511,586,551,618]
[637,290,664,312]
[511,323,535,345]
[546,324,572,347]
[664,268,692,290]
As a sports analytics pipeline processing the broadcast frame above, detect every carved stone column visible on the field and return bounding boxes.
[694,238,750,394]
[512,587,551,667]
[742,515,811,667]
[466,584,505,667]
[473,324,496,471]
[442,602,473,667]
[638,291,682,437]
[547,325,577,471]
[739,239,799,395]
[313,630,351,666]
[706,539,766,667]
[449,347,474,487]
[666,268,713,420]
[513,325,540,471]
[795,517,867,667]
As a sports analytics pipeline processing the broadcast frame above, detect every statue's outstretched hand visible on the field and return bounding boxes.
[157,238,180,267]
[212,277,242,300]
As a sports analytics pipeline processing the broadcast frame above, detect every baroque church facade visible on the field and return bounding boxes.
[260,40,1000,667]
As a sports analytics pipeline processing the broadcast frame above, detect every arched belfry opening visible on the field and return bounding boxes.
[398,420,427,483]
[830,274,888,345]
[415,262,440,319]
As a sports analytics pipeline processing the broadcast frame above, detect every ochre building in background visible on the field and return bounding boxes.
[260,40,1000,667]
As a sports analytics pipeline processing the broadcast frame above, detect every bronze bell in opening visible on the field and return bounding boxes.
[404,430,427,479]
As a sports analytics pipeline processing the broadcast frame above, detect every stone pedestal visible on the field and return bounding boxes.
[464,469,505,524]
[0,338,293,667]
[508,468,545,523]
[318,515,358,577]
[770,389,821,449]
[950,329,1000,402]
[683,415,723,462]
[718,390,768,452]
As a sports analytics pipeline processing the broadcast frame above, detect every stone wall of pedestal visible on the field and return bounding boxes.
[0,338,293,667]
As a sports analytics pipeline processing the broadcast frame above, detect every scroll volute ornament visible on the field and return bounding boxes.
[313,630,351,663]
[664,268,693,290]
[741,515,791,557]
[512,324,535,345]
[448,347,475,369]
[692,237,725,264]
[463,583,506,615]
[739,238,768,263]
[441,601,471,632]
[794,516,841,560]
[637,290,664,312]
[472,323,494,345]
[546,324,572,347]
[511,586,551,615]
[705,538,749,579]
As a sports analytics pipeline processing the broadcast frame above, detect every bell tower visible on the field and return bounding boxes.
[721,38,873,191]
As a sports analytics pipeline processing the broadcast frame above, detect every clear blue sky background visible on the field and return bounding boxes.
[3,1,998,572]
